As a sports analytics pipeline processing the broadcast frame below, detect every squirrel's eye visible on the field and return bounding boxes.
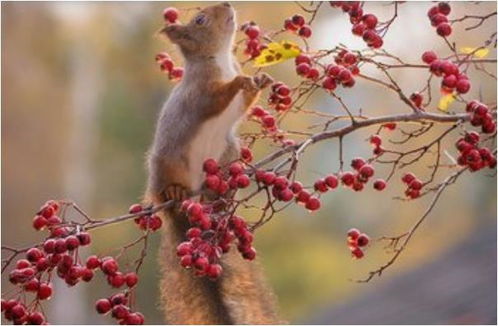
[195,15,206,25]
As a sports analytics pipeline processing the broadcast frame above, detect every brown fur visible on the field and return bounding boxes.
[145,3,280,324]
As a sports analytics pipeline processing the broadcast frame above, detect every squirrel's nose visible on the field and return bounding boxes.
[221,2,231,7]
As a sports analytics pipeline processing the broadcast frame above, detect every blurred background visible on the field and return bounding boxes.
[2,1,496,324]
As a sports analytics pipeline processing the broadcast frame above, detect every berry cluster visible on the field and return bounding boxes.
[322,50,360,90]
[467,100,496,135]
[3,200,146,324]
[410,92,424,109]
[283,14,312,38]
[347,228,370,259]
[95,293,144,325]
[427,2,452,37]
[423,51,471,95]
[401,173,423,199]
[456,131,496,171]
[250,105,295,147]
[1,299,45,325]
[129,204,163,231]
[241,22,265,58]
[268,82,293,112]
[370,134,384,155]
[340,158,376,192]
[155,52,184,80]
[329,2,383,48]
[176,199,256,279]
[162,7,179,24]
[295,54,320,81]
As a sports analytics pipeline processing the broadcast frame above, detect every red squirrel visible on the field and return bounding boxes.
[144,2,281,324]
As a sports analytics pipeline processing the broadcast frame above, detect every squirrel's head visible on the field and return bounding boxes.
[160,2,236,59]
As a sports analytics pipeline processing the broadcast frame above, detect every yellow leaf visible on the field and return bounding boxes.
[461,47,489,58]
[438,93,456,112]
[253,41,301,68]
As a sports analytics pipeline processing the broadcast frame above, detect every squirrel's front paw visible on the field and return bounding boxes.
[165,184,190,203]
[237,75,259,92]
[254,73,274,90]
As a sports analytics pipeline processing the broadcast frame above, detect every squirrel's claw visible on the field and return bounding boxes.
[254,73,273,90]
[165,184,189,202]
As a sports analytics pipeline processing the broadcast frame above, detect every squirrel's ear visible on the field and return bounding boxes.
[159,24,187,44]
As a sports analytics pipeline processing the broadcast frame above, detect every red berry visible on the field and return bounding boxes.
[163,7,179,23]
[284,18,298,31]
[296,190,311,204]
[101,257,119,275]
[305,197,321,211]
[352,23,366,36]
[176,242,193,257]
[54,238,67,254]
[421,51,438,64]
[28,312,45,325]
[96,298,112,314]
[347,228,360,240]
[324,175,338,189]
[126,313,145,325]
[370,135,382,147]
[289,181,303,194]
[373,179,386,191]
[351,157,366,170]
[112,304,130,320]
[180,255,193,268]
[314,179,328,193]
[86,255,101,269]
[65,235,80,251]
[357,234,370,247]
[402,172,416,184]
[128,204,143,214]
[322,77,337,91]
[295,54,311,65]
[359,164,374,178]
[296,63,311,76]
[262,115,276,128]
[351,247,364,259]
[410,93,423,107]
[26,248,43,263]
[409,179,423,190]
[245,25,260,39]
[207,264,223,279]
[32,215,48,231]
[24,278,40,292]
[169,67,184,80]
[251,106,267,117]
[236,174,251,188]
[291,14,305,27]
[438,2,451,15]
[341,172,355,186]
[307,68,320,80]
[108,272,126,288]
[456,78,471,94]
[436,23,452,37]
[125,272,139,287]
[16,259,31,269]
[362,14,378,29]
[298,25,312,38]
[37,283,52,300]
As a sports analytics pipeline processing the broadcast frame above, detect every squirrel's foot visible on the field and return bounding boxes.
[253,73,273,90]
[237,75,259,92]
[165,184,190,203]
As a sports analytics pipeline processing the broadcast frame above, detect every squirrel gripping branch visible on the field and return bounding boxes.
[145,3,281,324]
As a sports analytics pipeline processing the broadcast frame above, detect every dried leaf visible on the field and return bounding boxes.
[438,93,456,112]
[461,47,489,58]
[253,41,301,67]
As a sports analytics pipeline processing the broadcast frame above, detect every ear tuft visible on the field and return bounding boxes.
[159,24,184,44]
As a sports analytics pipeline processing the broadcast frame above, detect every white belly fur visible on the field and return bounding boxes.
[188,53,243,191]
